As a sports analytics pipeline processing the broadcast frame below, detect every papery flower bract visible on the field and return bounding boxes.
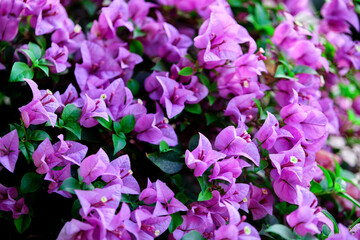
[101,154,140,194]
[247,184,273,220]
[215,125,260,166]
[44,42,70,73]
[51,19,85,53]
[79,94,108,128]
[79,148,110,185]
[0,0,24,41]
[185,133,226,177]
[57,219,94,240]
[19,79,60,128]
[0,129,19,173]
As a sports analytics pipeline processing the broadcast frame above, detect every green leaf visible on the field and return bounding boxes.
[120,115,135,134]
[37,65,49,76]
[265,224,296,240]
[9,62,34,82]
[113,121,122,135]
[20,172,42,194]
[275,202,298,215]
[19,142,32,164]
[169,212,183,233]
[71,199,81,219]
[81,0,97,15]
[198,189,212,201]
[159,140,169,152]
[147,151,183,174]
[204,112,217,126]
[28,42,42,59]
[59,177,81,194]
[254,3,271,26]
[97,116,113,131]
[293,65,317,75]
[321,209,339,233]
[182,230,204,240]
[14,214,31,234]
[274,64,293,79]
[198,74,210,88]
[175,192,189,204]
[253,98,266,120]
[64,122,82,140]
[254,160,268,172]
[28,130,51,141]
[185,103,202,114]
[334,160,342,177]
[178,67,193,76]
[337,192,360,208]
[310,180,323,194]
[318,165,334,189]
[62,104,82,123]
[207,95,216,106]
[129,40,143,56]
[188,134,200,151]
[133,26,146,38]
[127,79,140,96]
[113,134,126,155]
[21,49,37,63]
[35,36,47,53]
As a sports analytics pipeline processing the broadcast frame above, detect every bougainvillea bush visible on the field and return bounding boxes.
[1,0,360,239]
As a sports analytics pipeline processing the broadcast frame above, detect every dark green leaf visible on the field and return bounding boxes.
[120,115,135,134]
[59,177,81,194]
[147,151,183,174]
[169,212,183,233]
[20,172,42,194]
[198,189,212,201]
[254,160,268,172]
[28,130,51,141]
[321,209,339,233]
[188,134,199,151]
[71,199,81,219]
[113,121,122,135]
[37,65,49,76]
[35,36,47,53]
[310,180,323,194]
[207,95,216,106]
[14,214,31,234]
[159,140,169,152]
[185,104,202,114]
[62,104,82,123]
[198,74,210,88]
[127,79,140,96]
[97,116,113,131]
[64,123,82,140]
[204,112,217,126]
[182,230,204,240]
[175,192,189,204]
[178,67,193,76]
[129,40,143,56]
[9,62,34,82]
[28,42,42,59]
[318,165,334,189]
[293,65,317,75]
[113,134,126,155]
[265,224,296,240]
[81,0,97,15]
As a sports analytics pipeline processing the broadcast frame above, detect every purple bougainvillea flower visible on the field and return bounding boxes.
[283,0,310,16]
[194,11,256,68]
[53,84,82,112]
[128,0,156,25]
[79,148,110,185]
[158,23,193,63]
[209,157,243,183]
[0,0,25,41]
[328,224,357,240]
[19,79,60,127]
[91,0,133,39]
[125,208,171,239]
[79,94,108,128]
[11,197,29,219]
[334,39,360,76]
[45,164,72,198]
[144,71,168,101]
[320,0,359,34]
[75,184,122,227]
[271,20,299,50]
[185,133,226,177]
[32,138,61,174]
[215,125,260,166]
[57,219,94,240]
[115,47,142,81]
[53,134,88,166]
[247,183,273,220]
[75,41,122,91]
[44,42,70,74]
[28,0,68,36]
[224,93,258,123]
[157,76,194,119]
[135,104,178,146]
[0,183,18,212]
[101,154,140,194]
[106,202,132,239]
[51,19,85,53]
[0,129,19,173]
